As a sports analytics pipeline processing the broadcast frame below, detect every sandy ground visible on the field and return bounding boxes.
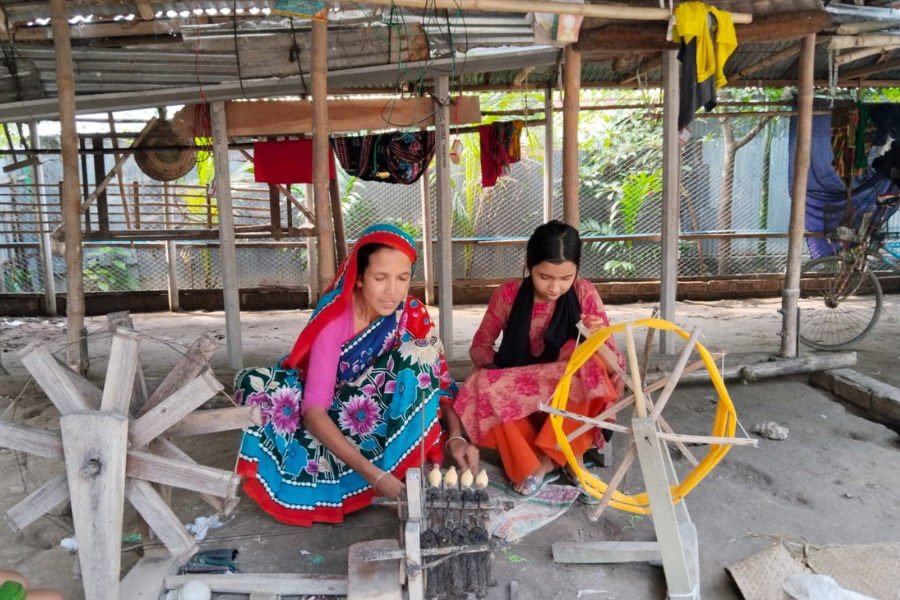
[1,296,899,600]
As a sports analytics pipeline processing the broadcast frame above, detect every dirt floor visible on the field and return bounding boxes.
[1,296,899,600]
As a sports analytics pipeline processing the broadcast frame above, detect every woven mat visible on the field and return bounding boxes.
[726,543,812,600]
[807,544,900,600]
[728,541,900,600]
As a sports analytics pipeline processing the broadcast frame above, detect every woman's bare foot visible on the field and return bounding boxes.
[512,453,556,496]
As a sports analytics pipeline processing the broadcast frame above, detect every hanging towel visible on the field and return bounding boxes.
[253,139,335,185]
[479,120,524,188]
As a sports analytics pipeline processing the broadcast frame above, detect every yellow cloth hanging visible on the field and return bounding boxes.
[672,1,738,88]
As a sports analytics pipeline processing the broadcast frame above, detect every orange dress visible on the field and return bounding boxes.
[453,278,624,484]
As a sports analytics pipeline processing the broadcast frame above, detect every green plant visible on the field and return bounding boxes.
[83,247,139,292]
[2,265,31,292]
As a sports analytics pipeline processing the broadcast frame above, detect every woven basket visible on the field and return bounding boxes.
[134,119,196,182]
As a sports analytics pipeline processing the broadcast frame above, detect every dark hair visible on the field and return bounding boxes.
[356,243,391,278]
[525,220,581,270]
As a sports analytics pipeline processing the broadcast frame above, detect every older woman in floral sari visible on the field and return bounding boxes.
[235,224,477,526]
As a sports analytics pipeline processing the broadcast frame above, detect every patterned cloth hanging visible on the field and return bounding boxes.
[331,131,435,185]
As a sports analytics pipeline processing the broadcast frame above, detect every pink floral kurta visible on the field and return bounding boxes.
[454,278,624,444]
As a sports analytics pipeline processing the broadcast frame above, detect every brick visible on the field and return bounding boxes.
[347,539,402,600]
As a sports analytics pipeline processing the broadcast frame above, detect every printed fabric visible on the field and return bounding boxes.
[331,131,435,184]
[479,120,524,187]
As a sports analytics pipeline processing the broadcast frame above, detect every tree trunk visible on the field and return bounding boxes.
[718,119,736,275]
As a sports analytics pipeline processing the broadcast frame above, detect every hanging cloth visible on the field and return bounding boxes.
[479,120,524,188]
[672,2,738,131]
[331,131,435,185]
[253,139,336,185]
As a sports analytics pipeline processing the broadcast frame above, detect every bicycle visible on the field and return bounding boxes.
[798,192,900,350]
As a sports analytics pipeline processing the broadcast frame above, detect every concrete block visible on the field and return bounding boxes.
[249,594,280,600]
[808,369,835,392]
[871,388,900,425]
[348,539,402,600]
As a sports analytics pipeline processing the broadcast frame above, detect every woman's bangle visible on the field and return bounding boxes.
[444,435,467,451]
[373,470,389,489]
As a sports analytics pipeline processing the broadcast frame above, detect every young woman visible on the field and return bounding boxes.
[235,223,478,526]
[453,221,623,498]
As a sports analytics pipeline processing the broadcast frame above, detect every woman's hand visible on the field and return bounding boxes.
[447,437,480,473]
[371,470,405,498]
[581,313,605,332]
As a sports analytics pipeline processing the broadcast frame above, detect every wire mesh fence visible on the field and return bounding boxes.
[0,110,843,300]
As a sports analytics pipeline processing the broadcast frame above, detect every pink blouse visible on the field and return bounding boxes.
[470,277,620,368]
[301,304,354,413]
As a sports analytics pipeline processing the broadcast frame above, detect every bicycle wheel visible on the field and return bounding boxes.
[798,255,883,350]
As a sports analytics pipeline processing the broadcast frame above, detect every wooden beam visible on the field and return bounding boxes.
[562,45,580,228]
[836,45,900,66]
[100,328,141,416]
[139,333,218,415]
[60,412,129,600]
[434,76,453,360]
[343,0,751,23]
[162,406,261,438]
[126,450,241,499]
[119,548,197,600]
[51,0,86,373]
[165,574,349,596]
[4,472,69,532]
[51,354,102,410]
[312,18,337,296]
[129,370,224,449]
[575,10,828,53]
[419,166,435,305]
[553,541,661,564]
[543,91,554,222]
[659,50,679,355]
[734,42,803,80]
[836,19,900,35]
[0,419,64,459]
[829,33,900,50]
[839,58,900,81]
[19,343,90,415]
[125,478,197,555]
[210,102,243,371]
[329,176,347,264]
[148,437,238,514]
[12,19,180,42]
[781,34,816,359]
[135,0,155,21]
[181,97,482,138]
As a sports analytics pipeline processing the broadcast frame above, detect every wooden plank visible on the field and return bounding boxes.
[405,469,424,600]
[19,342,89,414]
[126,450,241,499]
[632,418,692,597]
[5,472,69,532]
[552,541,661,564]
[624,323,646,417]
[119,548,197,600]
[0,418,65,459]
[52,354,103,410]
[347,540,402,600]
[106,312,148,414]
[137,333,218,417]
[60,412,129,600]
[163,406,261,438]
[100,328,142,416]
[164,574,348,595]
[213,97,481,137]
[148,438,236,514]
[129,370,223,449]
[125,478,196,555]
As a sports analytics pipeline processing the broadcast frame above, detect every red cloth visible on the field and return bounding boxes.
[253,139,336,184]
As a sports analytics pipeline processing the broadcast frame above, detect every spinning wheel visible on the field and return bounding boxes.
[543,318,757,600]
[0,324,256,600]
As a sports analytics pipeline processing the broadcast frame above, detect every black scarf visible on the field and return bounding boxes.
[494,277,582,369]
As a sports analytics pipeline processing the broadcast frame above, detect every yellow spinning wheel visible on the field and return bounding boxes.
[547,318,742,515]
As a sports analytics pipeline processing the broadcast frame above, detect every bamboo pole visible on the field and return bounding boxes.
[562,45,581,228]
[659,50,679,355]
[836,45,900,66]
[210,102,243,370]
[623,323,646,418]
[329,176,347,263]
[734,42,803,80]
[312,18,336,293]
[543,90,554,222]
[50,0,86,373]
[29,121,57,316]
[343,0,752,22]
[829,33,900,50]
[434,77,454,360]
[420,166,435,305]
[305,183,319,307]
[781,34,816,359]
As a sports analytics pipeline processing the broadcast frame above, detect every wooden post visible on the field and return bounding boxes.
[781,34,816,358]
[562,45,581,228]
[29,120,57,316]
[92,136,110,238]
[434,77,454,360]
[419,166,435,305]
[659,50,680,355]
[329,176,348,263]
[51,0,86,373]
[106,113,132,229]
[543,90,554,222]
[133,181,141,230]
[60,412,129,600]
[268,180,282,240]
[210,102,243,370]
[312,18,337,293]
[163,183,180,312]
[305,183,319,307]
